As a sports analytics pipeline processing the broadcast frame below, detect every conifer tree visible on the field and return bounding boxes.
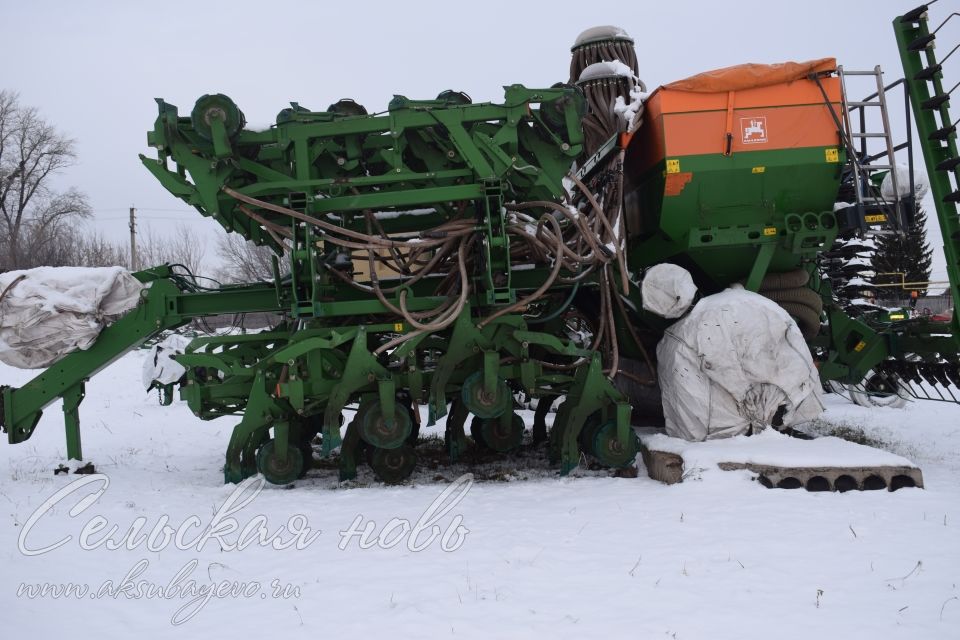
[870,207,933,300]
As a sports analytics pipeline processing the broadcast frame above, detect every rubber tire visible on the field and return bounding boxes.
[850,371,908,409]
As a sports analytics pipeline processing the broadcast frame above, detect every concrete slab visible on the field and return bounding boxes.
[639,429,924,492]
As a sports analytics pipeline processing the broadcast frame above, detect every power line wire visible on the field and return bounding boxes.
[95,207,197,213]
[95,215,208,221]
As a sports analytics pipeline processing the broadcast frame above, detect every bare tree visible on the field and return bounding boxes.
[0,90,91,271]
[16,226,129,268]
[215,233,286,283]
[137,224,208,277]
[70,231,130,267]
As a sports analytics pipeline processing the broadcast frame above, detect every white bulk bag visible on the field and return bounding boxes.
[142,334,192,389]
[0,266,144,369]
[656,286,823,441]
[642,263,697,319]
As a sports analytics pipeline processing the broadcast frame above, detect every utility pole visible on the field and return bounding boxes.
[129,206,137,271]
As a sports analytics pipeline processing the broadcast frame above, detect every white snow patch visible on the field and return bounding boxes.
[578,60,636,82]
[573,25,632,46]
[641,427,917,469]
[0,353,958,637]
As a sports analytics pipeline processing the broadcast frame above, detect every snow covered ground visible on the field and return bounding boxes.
[1,350,958,638]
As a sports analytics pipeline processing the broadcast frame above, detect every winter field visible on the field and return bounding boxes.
[1,349,958,639]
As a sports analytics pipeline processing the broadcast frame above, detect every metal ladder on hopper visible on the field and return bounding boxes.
[837,65,908,232]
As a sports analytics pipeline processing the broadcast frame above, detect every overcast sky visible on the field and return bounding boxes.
[2,0,954,282]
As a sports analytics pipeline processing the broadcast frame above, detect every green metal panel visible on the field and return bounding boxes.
[893,10,960,344]
[2,276,286,458]
[625,146,842,289]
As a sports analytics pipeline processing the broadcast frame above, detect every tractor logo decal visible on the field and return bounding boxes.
[740,116,768,144]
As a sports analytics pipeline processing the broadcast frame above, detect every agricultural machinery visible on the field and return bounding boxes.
[2,4,959,485]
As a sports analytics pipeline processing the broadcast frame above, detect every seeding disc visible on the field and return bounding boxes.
[256,439,304,485]
[461,372,512,419]
[369,444,418,484]
[360,402,413,449]
[471,413,524,452]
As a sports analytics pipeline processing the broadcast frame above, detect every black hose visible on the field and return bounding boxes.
[758,269,810,291]
[569,40,639,84]
[755,270,823,340]
[777,302,822,340]
[760,285,823,311]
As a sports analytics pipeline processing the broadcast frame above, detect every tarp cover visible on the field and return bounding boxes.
[0,266,144,369]
[662,58,836,93]
[657,287,823,441]
[142,334,191,390]
[642,263,697,319]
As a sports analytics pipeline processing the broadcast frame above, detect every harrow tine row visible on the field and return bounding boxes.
[854,359,960,404]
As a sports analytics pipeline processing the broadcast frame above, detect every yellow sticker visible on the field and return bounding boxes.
[666,159,680,174]
[864,214,887,223]
[763,227,777,236]
[825,148,839,163]
[889,313,906,320]
[752,166,766,174]
[853,340,867,352]
[393,322,404,332]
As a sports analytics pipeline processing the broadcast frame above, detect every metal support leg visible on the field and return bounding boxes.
[273,420,290,463]
[553,356,624,475]
[615,401,631,446]
[745,242,777,292]
[378,377,396,429]
[225,372,276,483]
[322,328,388,454]
[428,306,488,422]
[338,419,363,482]
[445,398,470,462]
[533,396,555,445]
[160,383,174,406]
[483,350,499,395]
[62,383,86,461]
